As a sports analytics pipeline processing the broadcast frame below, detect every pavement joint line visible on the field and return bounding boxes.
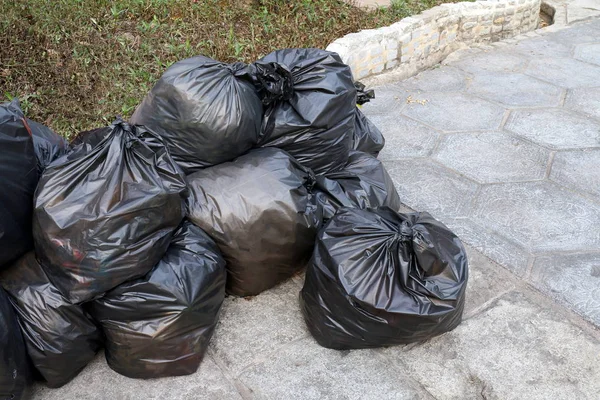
[533,248,600,256]
[463,288,517,320]
[544,150,556,179]
[524,253,536,281]
[518,280,600,340]
[373,348,441,400]
[396,112,446,134]
[545,177,600,208]
[206,351,254,400]
[562,106,600,125]
[558,87,568,107]
[428,156,482,186]
[428,130,445,156]
[499,108,511,129]
[466,185,482,218]
[234,333,311,378]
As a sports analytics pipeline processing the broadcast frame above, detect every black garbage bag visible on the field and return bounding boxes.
[0,252,102,388]
[255,48,356,175]
[90,221,226,379]
[300,207,468,350]
[352,109,385,156]
[0,100,38,268]
[352,82,384,155]
[131,56,263,173]
[315,151,401,220]
[69,126,111,150]
[33,120,187,303]
[27,119,69,172]
[0,286,31,399]
[186,148,321,297]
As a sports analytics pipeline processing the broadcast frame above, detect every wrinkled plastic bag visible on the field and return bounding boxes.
[255,49,356,175]
[187,148,321,296]
[352,109,384,156]
[0,99,38,268]
[27,119,69,172]
[315,151,401,220]
[0,252,102,388]
[301,207,468,349]
[33,120,187,303]
[69,126,111,150]
[0,286,31,400]
[131,56,263,173]
[90,221,226,379]
[352,82,384,155]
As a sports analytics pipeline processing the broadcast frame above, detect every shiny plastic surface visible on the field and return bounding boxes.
[0,252,102,388]
[26,119,69,172]
[301,207,468,349]
[315,151,401,220]
[33,120,187,303]
[91,221,226,379]
[186,148,321,297]
[352,108,385,156]
[0,287,31,400]
[0,99,38,268]
[256,49,356,175]
[131,56,263,173]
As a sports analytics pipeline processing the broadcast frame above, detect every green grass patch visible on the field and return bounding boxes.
[1,0,457,137]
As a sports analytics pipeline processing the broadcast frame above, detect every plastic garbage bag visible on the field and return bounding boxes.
[315,151,401,220]
[352,109,385,156]
[300,207,468,349]
[0,99,38,268]
[69,126,111,150]
[131,56,263,173]
[0,252,102,388]
[33,120,187,303]
[186,148,321,297]
[90,221,226,379]
[255,48,356,175]
[0,286,31,400]
[352,82,384,155]
[27,119,69,172]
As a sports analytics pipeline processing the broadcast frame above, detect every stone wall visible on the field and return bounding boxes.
[327,0,542,80]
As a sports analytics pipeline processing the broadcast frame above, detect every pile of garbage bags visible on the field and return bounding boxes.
[0,47,468,398]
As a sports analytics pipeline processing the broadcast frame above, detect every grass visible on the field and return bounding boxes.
[1,0,453,138]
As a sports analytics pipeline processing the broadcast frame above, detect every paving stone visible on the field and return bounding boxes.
[462,244,518,315]
[466,72,563,107]
[239,337,435,400]
[209,278,308,376]
[565,87,600,120]
[401,92,506,132]
[384,159,479,220]
[360,83,407,115]
[567,0,600,23]
[434,131,550,183]
[545,23,600,46]
[381,291,600,400]
[509,37,574,58]
[531,252,600,326]
[397,66,469,92]
[550,149,600,198]
[472,181,600,252]
[525,57,600,88]
[575,43,600,66]
[452,50,528,74]
[505,109,600,149]
[31,353,243,400]
[444,218,531,277]
[366,114,440,160]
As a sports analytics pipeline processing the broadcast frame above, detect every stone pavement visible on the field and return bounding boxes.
[32,20,600,400]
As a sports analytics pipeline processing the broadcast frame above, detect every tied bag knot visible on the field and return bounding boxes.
[245,61,294,106]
